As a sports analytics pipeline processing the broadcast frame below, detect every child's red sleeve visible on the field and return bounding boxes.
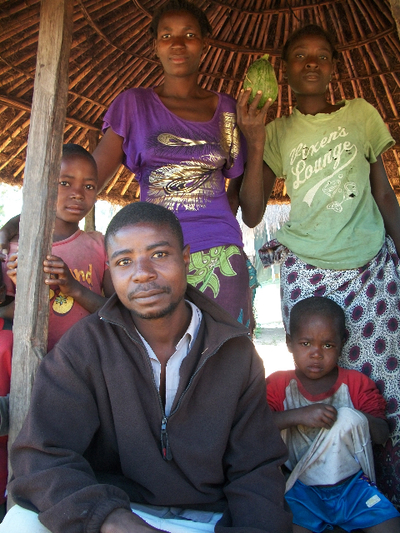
[265,371,288,412]
[346,369,387,419]
[0,319,12,396]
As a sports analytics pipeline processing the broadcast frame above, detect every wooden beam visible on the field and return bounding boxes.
[0,92,101,132]
[74,0,398,57]
[84,130,99,232]
[8,0,73,487]
[390,0,400,39]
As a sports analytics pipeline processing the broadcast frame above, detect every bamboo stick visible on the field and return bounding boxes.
[120,173,136,196]
[0,141,27,172]
[0,93,101,132]
[105,166,125,194]
[76,0,159,63]
[0,116,29,153]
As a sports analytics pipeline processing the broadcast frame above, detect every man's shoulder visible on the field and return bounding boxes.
[51,309,104,348]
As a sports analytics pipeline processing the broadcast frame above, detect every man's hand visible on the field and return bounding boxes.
[100,508,169,533]
[0,214,21,261]
[299,404,338,429]
[6,252,18,286]
[0,234,9,262]
[43,255,81,297]
[0,229,11,262]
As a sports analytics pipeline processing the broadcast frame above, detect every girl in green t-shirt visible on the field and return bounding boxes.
[234,24,400,510]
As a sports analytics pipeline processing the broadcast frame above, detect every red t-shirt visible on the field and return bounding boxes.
[0,318,12,504]
[4,230,107,351]
[266,367,386,419]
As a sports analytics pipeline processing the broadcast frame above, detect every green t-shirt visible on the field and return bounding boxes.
[263,99,394,269]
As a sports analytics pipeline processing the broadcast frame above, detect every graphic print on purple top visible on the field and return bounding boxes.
[103,87,246,253]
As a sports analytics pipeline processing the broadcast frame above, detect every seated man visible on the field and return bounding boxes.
[1,202,292,533]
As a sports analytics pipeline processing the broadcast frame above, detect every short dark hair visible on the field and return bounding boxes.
[62,143,97,171]
[149,0,212,38]
[289,297,346,339]
[282,24,339,62]
[105,202,185,251]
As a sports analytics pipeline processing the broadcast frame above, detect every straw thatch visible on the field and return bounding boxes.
[0,0,400,205]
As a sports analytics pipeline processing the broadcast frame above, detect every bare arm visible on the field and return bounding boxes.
[102,269,115,297]
[235,89,276,227]
[0,394,9,437]
[226,174,241,216]
[100,508,169,533]
[362,412,389,445]
[6,252,18,286]
[92,128,125,192]
[9,252,113,314]
[272,404,338,431]
[370,156,400,254]
[0,214,20,259]
[43,255,111,313]
[0,299,15,320]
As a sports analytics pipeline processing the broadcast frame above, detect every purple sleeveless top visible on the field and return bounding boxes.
[103,88,246,252]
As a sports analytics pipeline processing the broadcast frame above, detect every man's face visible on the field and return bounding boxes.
[107,222,190,320]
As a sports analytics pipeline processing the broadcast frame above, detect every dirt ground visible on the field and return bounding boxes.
[255,326,286,345]
[253,326,294,377]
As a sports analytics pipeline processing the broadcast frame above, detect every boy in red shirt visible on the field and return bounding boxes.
[2,143,113,351]
[266,297,400,533]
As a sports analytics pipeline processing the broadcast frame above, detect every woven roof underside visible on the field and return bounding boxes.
[0,0,400,205]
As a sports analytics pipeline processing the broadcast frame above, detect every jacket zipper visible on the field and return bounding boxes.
[101,315,246,462]
[161,416,172,461]
[135,338,173,462]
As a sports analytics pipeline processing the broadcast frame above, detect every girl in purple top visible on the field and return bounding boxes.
[93,0,253,328]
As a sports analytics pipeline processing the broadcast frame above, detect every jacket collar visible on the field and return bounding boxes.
[98,284,250,352]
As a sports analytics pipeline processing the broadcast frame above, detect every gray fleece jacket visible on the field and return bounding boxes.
[9,285,292,533]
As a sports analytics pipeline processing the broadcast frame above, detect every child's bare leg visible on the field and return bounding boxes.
[293,525,312,533]
[363,516,400,533]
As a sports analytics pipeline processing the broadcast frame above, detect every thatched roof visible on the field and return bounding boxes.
[1,0,400,205]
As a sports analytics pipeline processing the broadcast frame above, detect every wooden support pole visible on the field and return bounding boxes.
[84,206,96,232]
[84,130,99,232]
[8,0,73,477]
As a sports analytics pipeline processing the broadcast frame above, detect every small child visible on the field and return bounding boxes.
[0,144,115,516]
[2,143,114,351]
[266,297,400,533]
